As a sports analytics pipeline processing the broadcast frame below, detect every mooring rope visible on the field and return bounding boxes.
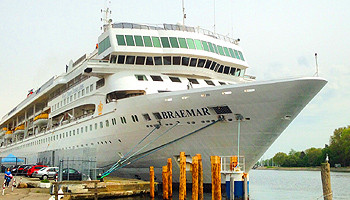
[100,118,222,179]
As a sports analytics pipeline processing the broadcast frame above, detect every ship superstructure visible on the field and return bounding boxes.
[0,21,326,183]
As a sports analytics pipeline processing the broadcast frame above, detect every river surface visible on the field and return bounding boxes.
[112,170,350,200]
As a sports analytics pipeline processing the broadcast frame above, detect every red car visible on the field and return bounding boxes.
[27,165,47,177]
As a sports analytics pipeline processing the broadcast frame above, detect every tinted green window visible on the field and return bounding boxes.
[98,36,111,54]
[194,39,203,50]
[152,37,161,47]
[187,39,196,49]
[223,47,230,57]
[116,35,126,46]
[213,44,219,54]
[217,45,225,55]
[125,35,135,46]
[134,35,144,46]
[169,37,179,48]
[208,42,215,53]
[234,50,240,59]
[178,38,188,48]
[160,37,170,48]
[202,41,209,51]
[238,51,245,61]
[143,36,153,47]
[229,48,236,58]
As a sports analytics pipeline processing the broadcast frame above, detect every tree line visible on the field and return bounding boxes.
[259,125,350,167]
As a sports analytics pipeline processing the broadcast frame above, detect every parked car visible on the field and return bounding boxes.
[27,165,47,177]
[17,165,32,175]
[33,167,59,180]
[60,168,83,181]
[11,165,20,174]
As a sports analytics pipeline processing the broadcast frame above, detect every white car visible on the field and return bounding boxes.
[32,167,59,180]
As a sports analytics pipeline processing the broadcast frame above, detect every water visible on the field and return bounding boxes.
[110,170,350,199]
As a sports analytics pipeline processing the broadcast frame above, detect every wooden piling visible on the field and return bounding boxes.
[163,166,169,199]
[150,166,155,198]
[192,156,199,200]
[321,163,332,200]
[167,158,173,197]
[211,156,222,200]
[196,154,204,200]
[179,152,186,200]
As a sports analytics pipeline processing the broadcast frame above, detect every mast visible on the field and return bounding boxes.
[182,0,186,27]
[101,0,112,32]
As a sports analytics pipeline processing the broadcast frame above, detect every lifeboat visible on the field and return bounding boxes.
[33,113,49,127]
[4,130,13,139]
[14,124,25,135]
[0,127,7,138]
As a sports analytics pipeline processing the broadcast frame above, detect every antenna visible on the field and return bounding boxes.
[101,0,112,31]
[182,0,186,27]
[314,53,319,77]
[213,0,216,33]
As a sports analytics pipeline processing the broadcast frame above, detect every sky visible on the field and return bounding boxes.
[0,0,349,158]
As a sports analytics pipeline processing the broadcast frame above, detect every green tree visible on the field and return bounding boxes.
[305,147,323,166]
[273,152,287,166]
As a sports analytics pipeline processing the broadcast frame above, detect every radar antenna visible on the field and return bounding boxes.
[314,53,319,77]
[101,0,112,31]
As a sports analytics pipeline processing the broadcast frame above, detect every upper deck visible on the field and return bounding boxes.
[97,23,248,71]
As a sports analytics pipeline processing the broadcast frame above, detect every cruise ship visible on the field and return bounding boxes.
[0,14,326,183]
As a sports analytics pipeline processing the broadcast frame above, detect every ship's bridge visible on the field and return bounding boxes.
[96,23,249,78]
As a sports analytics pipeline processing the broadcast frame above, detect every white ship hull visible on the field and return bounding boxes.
[0,77,326,183]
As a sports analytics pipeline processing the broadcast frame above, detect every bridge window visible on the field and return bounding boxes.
[182,57,190,66]
[229,48,236,58]
[194,39,203,50]
[202,41,209,51]
[146,57,154,65]
[125,56,135,64]
[204,60,212,69]
[224,47,230,57]
[98,36,111,54]
[161,37,170,48]
[213,44,219,54]
[142,113,151,121]
[197,59,206,67]
[210,61,217,70]
[154,56,162,65]
[116,35,126,46]
[224,66,230,74]
[169,37,179,48]
[230,67,236,75]
[173,56,181,65]
[238,51,245,61]
[143,36,153,47]
[125,35,135,46]
[163,56,171,65]
[218,65,224,73]
[117,55,125,64]
[234,50,240,59]
[136,56,145,65]
[134,35,144,46]
[208,42,215,53]
[186,38,196,49]
[178,38,188,48]
[235,69,241,76]
[217,45,225,56]
[190,58,197,67]
[152,37,161,47]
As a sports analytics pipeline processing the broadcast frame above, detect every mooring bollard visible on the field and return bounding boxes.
[192,155,199,200]
[162,165,169,199]
[179,152,186,200]
[211,156,222,200]
[167,158,172,197]
[321,162,332,200]
[150,166,155,198]
[196,154,204,200]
